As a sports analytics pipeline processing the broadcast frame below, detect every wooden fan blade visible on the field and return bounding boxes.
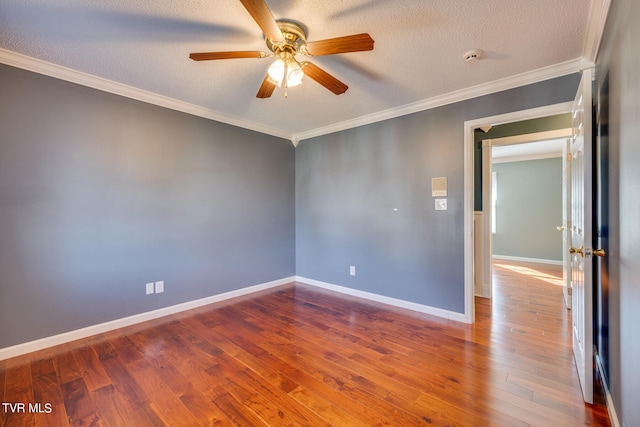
[239,0,284,42]
[256,75,277,98]
[301,62,348,95]
[305,33,374,56]
[189,51,266,61]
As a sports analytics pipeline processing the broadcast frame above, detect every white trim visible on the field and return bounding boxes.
[489,128,573,147]
[463,117,476,324]
[294,58,592,142]
[595,354,621,427]
[296,276,469,324]
[475,284,491,298]
[0,49,294,143]
[492,255,563,266]
[291,134,300,148]
[583,0,612,63]
[492,151,562,164]
[0,48,591,147]
[489,129,572,163]
[464,102,575,324]
[0,276,295,361]
[481,142,493,298]
[466,102,575,131]
[473,212,489,297]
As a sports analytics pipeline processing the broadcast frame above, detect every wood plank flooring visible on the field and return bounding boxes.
[1,261,611,426]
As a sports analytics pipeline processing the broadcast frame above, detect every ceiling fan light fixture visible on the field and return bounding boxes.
[286,61,304,87]
[188,4,374,99]
[267,58,285,86]
[267,57,304,89]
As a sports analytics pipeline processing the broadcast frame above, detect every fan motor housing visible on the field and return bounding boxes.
[266,20,308,54]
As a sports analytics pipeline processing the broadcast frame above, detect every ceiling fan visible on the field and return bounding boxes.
[189,0,374,98]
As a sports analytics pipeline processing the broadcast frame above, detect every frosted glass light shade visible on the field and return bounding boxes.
[287,61,304,87]
[267,59,285,86]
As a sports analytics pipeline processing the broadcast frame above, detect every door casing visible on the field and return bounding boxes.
[463,102,574,323]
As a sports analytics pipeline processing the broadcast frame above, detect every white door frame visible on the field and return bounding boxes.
[463,102,574,323]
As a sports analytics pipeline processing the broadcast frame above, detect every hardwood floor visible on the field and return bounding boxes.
[1,261,611,426]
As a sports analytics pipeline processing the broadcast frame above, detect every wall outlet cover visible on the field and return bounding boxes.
[145,282,154,295]
[155,280,164,293]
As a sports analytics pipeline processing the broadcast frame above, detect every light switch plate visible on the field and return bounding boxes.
[145,282,154,295]
[435,199,447,210]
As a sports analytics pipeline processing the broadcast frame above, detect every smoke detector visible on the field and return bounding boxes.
[463,49,483,62]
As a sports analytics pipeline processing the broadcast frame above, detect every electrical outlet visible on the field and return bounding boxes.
[155,280,164,293]
[350,266,356,276]
[145,282,154,295]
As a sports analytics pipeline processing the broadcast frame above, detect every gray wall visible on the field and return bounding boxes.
[0,64,295,348]
[492,158,562,261]
[295,74,579,314]
[595,0,640,423]
[0,57,585,356]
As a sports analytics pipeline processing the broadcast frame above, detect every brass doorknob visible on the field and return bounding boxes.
[557,226,565,231]
[593,249,606,257]
[570,246,585,257]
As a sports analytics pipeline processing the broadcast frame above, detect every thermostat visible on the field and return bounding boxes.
[432,177,447,197]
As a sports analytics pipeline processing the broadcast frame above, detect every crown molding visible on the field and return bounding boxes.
[1,49,595,148]
[583,0,611,63]
[0,49,294,142]
[292,57,593,143]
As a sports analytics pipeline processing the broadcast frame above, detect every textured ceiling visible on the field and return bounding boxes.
[0,0,599,141]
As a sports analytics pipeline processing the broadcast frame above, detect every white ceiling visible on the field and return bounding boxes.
[0,1,606,143]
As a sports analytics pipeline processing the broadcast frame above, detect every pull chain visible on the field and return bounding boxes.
[284,61,289,98]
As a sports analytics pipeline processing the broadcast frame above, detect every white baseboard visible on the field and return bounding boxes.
[0,276,295,361]
[492,255,563,265]
[1,275,469,360]
[595,354,621,427]
[475,283,491,298]
[296,276,468,323]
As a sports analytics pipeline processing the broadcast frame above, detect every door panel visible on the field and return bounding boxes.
[562,139,572,309]
[570,68,593,404]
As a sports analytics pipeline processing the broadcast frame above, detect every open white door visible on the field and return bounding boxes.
[561,138,572,309]
[570,68,594,404]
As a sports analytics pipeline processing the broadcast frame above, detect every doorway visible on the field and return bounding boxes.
[463,102,574,323]
[465,71,601,405]
[486,128,571,300]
